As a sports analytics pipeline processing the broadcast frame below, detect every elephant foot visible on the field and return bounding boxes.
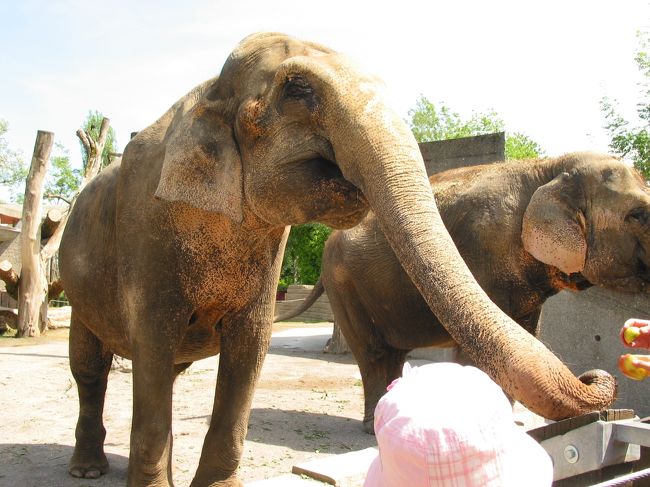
[190,478,244,487]
[363,417,376,435]
[190,472,244,487]
[68,448,109,479]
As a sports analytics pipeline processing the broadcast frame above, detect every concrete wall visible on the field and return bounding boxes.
[539,288,650,417]
[401,133,506,363]
[274,284,334,322]
[420,132,505,176]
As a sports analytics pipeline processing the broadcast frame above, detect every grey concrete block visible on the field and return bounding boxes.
[539,287,650,417]
[275,285,334,322]
[419,132,506,176]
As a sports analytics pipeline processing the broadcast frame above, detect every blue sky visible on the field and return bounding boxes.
[1,0,649,199]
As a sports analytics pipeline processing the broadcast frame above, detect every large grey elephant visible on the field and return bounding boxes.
[277,152,650,433]
[59,32,616,487]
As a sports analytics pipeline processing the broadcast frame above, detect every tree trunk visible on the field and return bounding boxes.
[16,131,53,337]
[41,117,111,264]
[324,321,350,354]
[10,120,111,338]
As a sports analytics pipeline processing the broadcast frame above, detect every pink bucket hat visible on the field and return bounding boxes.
[364,362,552,487]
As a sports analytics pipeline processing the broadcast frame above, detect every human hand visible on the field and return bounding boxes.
[618,354,650,381]
[620,318,650,349]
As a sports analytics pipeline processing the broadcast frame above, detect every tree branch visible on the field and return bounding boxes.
[41,208,64,240]
[41,209,71,261]
[43,193,73,205]
[76,128,92,155]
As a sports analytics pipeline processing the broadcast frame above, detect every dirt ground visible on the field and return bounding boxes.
[0,322,385,486]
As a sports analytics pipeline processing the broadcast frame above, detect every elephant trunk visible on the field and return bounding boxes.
[325,87,616,420]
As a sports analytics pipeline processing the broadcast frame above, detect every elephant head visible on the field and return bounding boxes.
[155,33,615,420]
[523,152,650,294]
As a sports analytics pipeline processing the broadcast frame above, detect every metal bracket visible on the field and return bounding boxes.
[532,414,650,481]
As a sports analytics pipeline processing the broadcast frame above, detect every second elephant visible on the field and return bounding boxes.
[277,152,650,433]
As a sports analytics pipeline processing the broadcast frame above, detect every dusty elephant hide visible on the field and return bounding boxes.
[59,31,619,487]
[277,152,650,432]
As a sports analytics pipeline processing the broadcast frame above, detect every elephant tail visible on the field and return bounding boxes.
[274,279,325,322]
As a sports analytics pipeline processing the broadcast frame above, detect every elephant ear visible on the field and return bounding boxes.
[154,102,243,222]
[521,172,587,274]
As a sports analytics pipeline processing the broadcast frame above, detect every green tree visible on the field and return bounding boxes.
[44,143,81,203]
[42,111,117,204]
[407,96,544,160]
[79,110,118,170]
[601,31,650,179]
[279,223,332,289]
[0,119,27,201]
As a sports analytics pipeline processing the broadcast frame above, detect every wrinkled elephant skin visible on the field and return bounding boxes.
[281,153,649,432]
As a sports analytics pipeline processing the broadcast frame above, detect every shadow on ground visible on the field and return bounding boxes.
[0,443,128,487]
[184,407,376,455]
[267,328,357,365]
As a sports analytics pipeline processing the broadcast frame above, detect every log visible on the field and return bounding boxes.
[324,322,350,354]
[40,208,63,240]
[0,308,17,333]
[0,260,19,300]
[47,279,64,301]
[17,130,53,337]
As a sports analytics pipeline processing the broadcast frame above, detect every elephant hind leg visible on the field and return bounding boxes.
[68,312,113,479]
[326,284,407,434]
[357,344,408,434]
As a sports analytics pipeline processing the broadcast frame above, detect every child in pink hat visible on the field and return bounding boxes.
[364,362,553,487]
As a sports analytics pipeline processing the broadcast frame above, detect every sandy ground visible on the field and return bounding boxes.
[0,323,386,486]
[0,319,548,487]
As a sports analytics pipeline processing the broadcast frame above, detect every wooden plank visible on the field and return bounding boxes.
[246,474,326,486]
[291,448,377,486]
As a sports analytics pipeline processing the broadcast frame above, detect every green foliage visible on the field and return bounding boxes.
[504,132,545,160]
[408,97,503,141]
[79,110,118,170]
[0,119,27,201]
[601,31,650,180]
[279,223,332,287]
[44,143,81,203]
[407,96,544,160]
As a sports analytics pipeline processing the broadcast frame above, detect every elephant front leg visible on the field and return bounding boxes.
[68,313,113,479]
[191,311,272,487]
[128,336,177,486]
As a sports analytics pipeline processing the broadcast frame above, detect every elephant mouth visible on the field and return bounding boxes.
[306,156,369,226]
[595,268,650,294]
[635,256,650,289]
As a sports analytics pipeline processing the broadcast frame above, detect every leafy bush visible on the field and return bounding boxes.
[279,223,331,288]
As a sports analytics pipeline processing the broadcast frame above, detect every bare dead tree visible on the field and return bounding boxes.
[16,131,54,337]
[0,118,112,337]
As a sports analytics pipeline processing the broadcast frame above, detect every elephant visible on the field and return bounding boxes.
[276,152,650,433]
[58,31,616,487]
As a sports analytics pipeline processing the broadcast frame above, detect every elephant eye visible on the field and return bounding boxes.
[627,207,650,226]
[283,75,314,99]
